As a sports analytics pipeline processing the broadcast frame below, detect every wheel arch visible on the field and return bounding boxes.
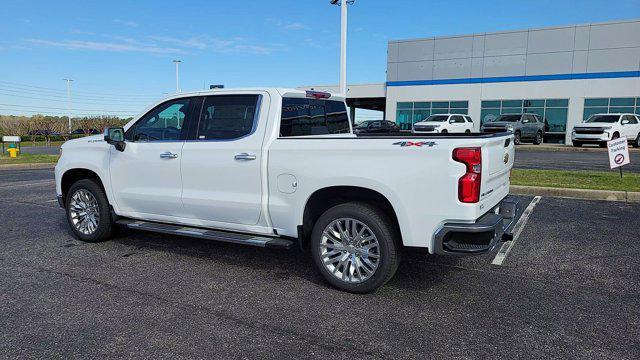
[299,186,402,251]
[60,168,109,207]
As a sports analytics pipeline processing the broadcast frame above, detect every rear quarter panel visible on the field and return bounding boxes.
[267,135,513,251]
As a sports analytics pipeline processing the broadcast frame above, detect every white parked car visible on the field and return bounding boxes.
[55,89,517,293]
[572,113,640,148]
[412,114,474,134]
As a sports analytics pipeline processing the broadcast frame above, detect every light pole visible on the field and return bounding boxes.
[172,59,182,93]
[63,78,73,132]
[331,0,354,95]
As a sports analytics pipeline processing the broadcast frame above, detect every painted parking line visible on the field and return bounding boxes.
[492,196,542,266]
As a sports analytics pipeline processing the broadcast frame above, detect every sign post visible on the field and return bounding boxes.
[607,137,631,179]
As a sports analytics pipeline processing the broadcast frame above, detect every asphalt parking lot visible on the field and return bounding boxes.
[1,168,639,359]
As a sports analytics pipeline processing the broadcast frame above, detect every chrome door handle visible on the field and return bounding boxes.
[234,153,256,161]
[160,152,178,159]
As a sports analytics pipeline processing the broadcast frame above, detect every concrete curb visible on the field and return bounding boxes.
[516,144,640,153]
[511,185,640,203]
[0,163,56,170]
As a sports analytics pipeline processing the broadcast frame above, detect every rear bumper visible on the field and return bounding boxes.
[433,197,518,255]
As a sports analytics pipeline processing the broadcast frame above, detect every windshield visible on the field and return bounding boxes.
[423,115,448,122]
[493,114,521,122]
[585,115,620,123]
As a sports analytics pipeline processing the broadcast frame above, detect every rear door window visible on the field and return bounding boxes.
[451,115,465,123]
[195,95,259,140]
[280,98,350,137]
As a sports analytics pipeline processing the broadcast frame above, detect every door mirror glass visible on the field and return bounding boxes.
[621,119,630,125]
[522,118,530,124]
[104,127,126,151]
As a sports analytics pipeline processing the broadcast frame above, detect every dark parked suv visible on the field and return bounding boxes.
[481,113,545,145]
[354,120,400,134]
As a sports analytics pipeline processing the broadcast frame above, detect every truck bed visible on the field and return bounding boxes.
[355,131,511,139]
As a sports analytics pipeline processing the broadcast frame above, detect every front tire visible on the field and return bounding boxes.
[440,129,448,134]
[572,141,583,147]
[310,202,399,293]
[65,179,113,242]
[634,133,640,148]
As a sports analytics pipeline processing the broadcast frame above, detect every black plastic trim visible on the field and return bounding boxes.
[433,197,518,255]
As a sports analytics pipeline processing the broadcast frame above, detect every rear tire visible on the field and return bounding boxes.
[440,129,448,134]
[465,130,471,134]
[310,202,399,294]
[533,131,543,145]
[634,133,640,148]
[612,132,620,140]
[514,131,521,145]
[65,179,113,242]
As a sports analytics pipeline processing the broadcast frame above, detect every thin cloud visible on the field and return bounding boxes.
[26,33,279,55]
[266,18,310,31]
[26,38,184,54]
[284,22,309,31]
[113,19,139,27]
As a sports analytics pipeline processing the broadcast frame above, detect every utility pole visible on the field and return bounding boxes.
[173,59,182,93]
[331,0,354,95]
[63,78,73,133]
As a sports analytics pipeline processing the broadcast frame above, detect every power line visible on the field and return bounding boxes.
[0,109,135,117]
[0,90,148,107]
[0,80,160,99]
[0,104,140,112]
[0,86,158,103]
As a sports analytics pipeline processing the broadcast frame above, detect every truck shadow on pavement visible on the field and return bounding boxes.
[102,226,463,293]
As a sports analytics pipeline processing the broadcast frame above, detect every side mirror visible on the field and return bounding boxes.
[522,119,529,124]
[621,119,630,125]
[104,127,126,152]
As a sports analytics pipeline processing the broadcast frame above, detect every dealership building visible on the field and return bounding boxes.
[305,19,640,144]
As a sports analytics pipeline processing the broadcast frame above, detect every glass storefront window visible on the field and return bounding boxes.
[545,99,569,107]
[480,98,570,143]
[395,101,468,130]
[502,100,522,108]
[524,100,544,107]
[584,98,640,121]
[545,108,568,133]
[584,98,608,107]
[609,98,635,106]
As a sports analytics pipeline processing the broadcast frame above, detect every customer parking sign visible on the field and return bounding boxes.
[607,138,630,169]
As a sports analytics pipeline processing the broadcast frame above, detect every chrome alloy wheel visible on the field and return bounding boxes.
[320,218,380,283]
[69,189,100,235]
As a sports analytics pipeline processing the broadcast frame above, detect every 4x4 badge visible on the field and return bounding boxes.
[392,141,436,147]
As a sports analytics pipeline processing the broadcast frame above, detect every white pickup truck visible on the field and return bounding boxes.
[55,88,517,293]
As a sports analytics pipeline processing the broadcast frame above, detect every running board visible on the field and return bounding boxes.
[115,219,294,249]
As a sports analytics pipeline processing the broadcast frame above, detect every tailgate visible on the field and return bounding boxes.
[481,135,514,201]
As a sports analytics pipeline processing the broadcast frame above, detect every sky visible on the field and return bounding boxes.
[1,0,640,118]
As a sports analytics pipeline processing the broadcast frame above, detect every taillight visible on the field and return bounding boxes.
[453,147,482,203]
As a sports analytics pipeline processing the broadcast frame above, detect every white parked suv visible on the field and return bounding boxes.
[412,114,474,134]
[572,113,640,148]
[55,89,517,293]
